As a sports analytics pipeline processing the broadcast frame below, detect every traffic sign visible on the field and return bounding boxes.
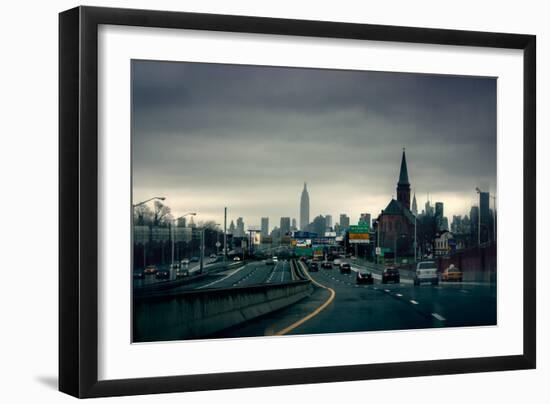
[349,225,370,233]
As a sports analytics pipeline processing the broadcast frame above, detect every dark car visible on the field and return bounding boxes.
[321,261,333,269]
[190,256,200,263]
[339,263,352,274]
[356,270,374,285]
[309,262,319,272]
[382,267,400,284]
[155,270,170,280]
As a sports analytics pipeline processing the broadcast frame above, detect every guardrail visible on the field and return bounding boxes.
[133,261,245,295]
[133,278,313,342]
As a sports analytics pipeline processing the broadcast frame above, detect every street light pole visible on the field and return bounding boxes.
[414,214,417,263]
[132,196,166,208]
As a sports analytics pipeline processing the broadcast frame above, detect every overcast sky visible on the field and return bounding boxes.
[132,60,496,230]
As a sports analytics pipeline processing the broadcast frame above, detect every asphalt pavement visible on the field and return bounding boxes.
[213,260,496,338]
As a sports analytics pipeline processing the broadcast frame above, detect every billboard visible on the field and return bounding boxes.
[349,225,370,244]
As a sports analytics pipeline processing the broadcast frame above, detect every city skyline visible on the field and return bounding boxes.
[132,60,497,228]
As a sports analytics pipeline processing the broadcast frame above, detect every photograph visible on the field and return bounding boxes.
[131,60,498,342]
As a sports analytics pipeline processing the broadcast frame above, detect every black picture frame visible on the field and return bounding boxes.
[59,5,536,398]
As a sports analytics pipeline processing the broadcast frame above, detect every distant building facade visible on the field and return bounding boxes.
[261,217,269,237]
[300,182,310,231]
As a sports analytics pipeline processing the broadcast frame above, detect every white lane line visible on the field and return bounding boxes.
[432,313,446,321]
[460,290,469,294]
[384,289,390,293]
[396,293,403,297]
[410,300,419,305]
[198,264,247,289]
[267,262,280,283]
[280,262,285,282]
[373,287,378,290]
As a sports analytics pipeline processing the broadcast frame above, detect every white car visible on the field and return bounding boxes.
[233,256,241,261]
[414,261,439,286]
[181,258,190,266]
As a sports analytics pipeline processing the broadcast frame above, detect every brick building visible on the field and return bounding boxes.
[376,149,415,256]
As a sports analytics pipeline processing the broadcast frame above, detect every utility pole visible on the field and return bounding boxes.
[414,214,417,262]
[224,207,227,264]
[199,228,205,273]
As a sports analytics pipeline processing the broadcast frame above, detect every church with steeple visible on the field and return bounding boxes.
[375,149,416,256]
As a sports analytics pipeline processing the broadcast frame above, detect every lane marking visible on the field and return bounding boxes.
[396,293,403,297]
[274,261,336,336]
[432,313,446,321]
[197,264,247,289]
[384,289,390,293]
[280,261,286,283]
[266,262,280,283]
[410,300,419,305]
[460,290,469,294]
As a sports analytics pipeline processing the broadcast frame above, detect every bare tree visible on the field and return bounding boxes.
[153,200,171,226]
[133,204,153,225]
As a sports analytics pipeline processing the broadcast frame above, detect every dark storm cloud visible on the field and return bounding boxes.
[132,60,496,226]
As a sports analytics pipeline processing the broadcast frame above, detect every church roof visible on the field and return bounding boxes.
[382,199,415,224]
[398,149,409,185]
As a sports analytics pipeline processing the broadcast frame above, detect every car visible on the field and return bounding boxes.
[414,261,439,286]
[169,263,180,270]
[209,254,217,259]
[339,263,352,274]
[334,259,342,266]
[321,261,333,269]
[272,256,278,262]
[441,264,463,282]
[382,267,400,284]
[356,270,374,284]
[308,262,319,272]
[155,270,170,280]
[143,265,158,275]
[176,268,189,278]
[181,258,190,266]
[233,256,241,261]
[190,256,200,263]
[133,270,144,280]
[265,258,275,265]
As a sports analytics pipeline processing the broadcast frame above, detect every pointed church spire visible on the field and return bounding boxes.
[398,148,409,185]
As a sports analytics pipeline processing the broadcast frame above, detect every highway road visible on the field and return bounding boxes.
[213,260,497,338]
[154,260,294,292]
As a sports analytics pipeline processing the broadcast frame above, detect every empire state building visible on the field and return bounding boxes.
[300,182,310,231]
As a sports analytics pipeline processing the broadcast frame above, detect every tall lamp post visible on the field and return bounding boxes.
[171,212,196,270]
[475,187,482,246]
[132,196,166,208]
[413,213,418,263]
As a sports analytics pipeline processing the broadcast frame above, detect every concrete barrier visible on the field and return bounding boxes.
[133,280,313,342]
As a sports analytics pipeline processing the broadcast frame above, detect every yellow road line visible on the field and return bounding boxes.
[274,261,336,335]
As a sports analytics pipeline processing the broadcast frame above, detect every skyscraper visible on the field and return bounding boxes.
[261,217,269,237]
[325,214,333,230]
[412,193,418,216]
[236,217,245,237]
[280,217,291,236]
[339,214,350,230]
[291,218,297,231]
[359,213,371,227]
[300,182,310,230]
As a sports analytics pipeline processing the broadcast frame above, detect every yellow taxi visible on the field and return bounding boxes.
[441,264,462,282]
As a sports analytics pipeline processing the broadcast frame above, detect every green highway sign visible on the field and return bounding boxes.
[349,225,370,233]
